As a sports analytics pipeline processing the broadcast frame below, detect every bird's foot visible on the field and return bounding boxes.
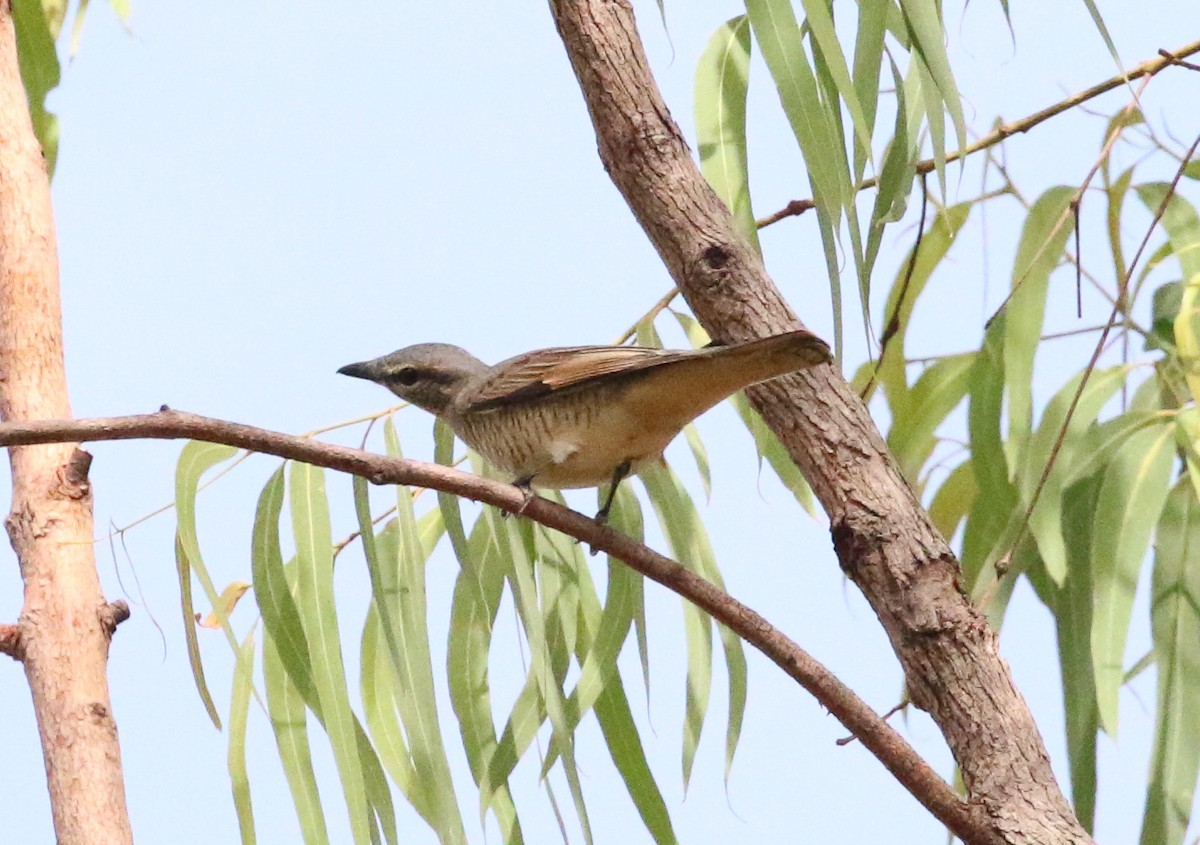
[505,476,537,519]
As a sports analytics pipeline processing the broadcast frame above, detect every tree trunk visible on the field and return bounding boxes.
[0,4,133,842]
[547,1,1094,842]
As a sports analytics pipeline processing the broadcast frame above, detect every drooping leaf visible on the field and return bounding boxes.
[850,0,887,182]
[745,0,850,356]
[263,634,329,845]
[962,319,1018,592]
[1026,474,1103,833]
[641,463,747,785]
[927,460,976,544]
[1015,366,1129,584]
[174,441,240,727]
[899,0,967,157]
[865,203,971,407]
[499,513,593,843]
[446,513,523,841]
[289,462,373,845]
[695,16,759,250]
[1140,478,1200,845]
[377,425,467,843]
[1004,186,1076,458]
[888,351,974,484]
[229,628,258,845]
[1090,422,1175,735]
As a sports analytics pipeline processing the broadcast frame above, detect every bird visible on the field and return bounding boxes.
[338,329,831,521]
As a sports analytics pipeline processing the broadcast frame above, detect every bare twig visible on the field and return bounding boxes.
[757,38,1200,229]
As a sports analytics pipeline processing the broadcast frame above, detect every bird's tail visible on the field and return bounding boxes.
[617,329,831,431]
[701,328,832,384]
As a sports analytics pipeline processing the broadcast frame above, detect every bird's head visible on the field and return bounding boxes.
[337,343,490,416]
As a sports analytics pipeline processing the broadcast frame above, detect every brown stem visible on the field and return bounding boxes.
[0,5,132,843]
[757,37,1200,229]
[547,1,1092,842]
[0,407,980,840]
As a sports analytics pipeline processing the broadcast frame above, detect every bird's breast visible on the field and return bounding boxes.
[449,388,676,489]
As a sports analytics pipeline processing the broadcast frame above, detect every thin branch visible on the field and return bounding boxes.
[860,174,929,401]
[1004,129,1200,564]
[0,407,981,841]
[757,37,1200,229]
[985,74,1154,328]
[614,286,680,345]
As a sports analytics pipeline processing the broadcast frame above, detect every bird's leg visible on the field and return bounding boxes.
[506,475,537,519]
[595,461,632,525]
[588,462,632,557]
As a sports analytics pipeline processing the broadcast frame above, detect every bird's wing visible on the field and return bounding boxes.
[465,345,698,410]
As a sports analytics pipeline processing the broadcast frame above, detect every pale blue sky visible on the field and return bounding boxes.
[1,1,1197,842]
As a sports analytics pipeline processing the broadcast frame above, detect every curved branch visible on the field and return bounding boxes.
[0,408,985,841]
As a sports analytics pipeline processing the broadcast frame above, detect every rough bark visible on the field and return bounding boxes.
[547,1,1094,842]
[0,4,133,843]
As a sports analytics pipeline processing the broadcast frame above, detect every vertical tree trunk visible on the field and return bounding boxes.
[0,4,132,842]
[547,0,1093,842]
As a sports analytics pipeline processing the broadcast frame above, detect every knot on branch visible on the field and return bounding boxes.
[0,622,23,661]
[99,600,131,638]
[64,446,92,484]
[701,244,730,269]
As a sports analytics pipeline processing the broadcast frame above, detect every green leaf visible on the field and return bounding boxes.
[446,514,523,841]
[1090,422,1175,735]
[866,203,971,407]
[1027,474,1103,833]
[927,460,976,544]
[850,0,887,181]
[730,394,815,511]
[863,55,915,272]
[899,0,966,154]
[595,678,678,845]
[795,0,872,162]
[1137,184,1200,283]
[888,351,974,484]
[289,462,373,845]
[557,487,674,843]
[433,418,472,563]
[377,425,467,843]
[1004,186,1076,457]
[11,0,61,173]
[253,469,397,845]
[745,0,845,216]
[1149,281,1182,352]
[1077,0,1122,79]
[962,319,1019,592]
[501,515,593,843]
[263,634,329,845]
[695,16,759,250]
[229,629,257,845]
[251,467,316,705]
[174,440,240,727]
[360,603,424,818]
[1103,163,1134,289]
[641,463,747,785]
[1016,366,1129,584]
[1141,478,1200,845]
[745,0,850,356]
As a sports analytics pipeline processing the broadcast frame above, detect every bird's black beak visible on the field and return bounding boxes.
[337,361,376,381]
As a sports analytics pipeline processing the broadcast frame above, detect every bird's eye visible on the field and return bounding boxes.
[393,368,420,387]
